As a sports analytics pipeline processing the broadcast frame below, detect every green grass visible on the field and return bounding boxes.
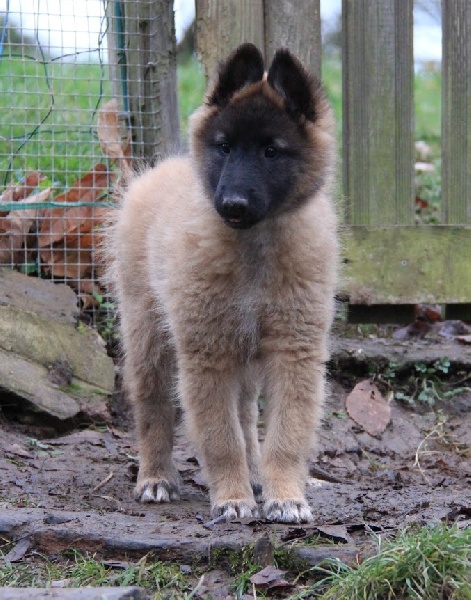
[0,57,112,190]
[177,56,206,137]
[0,550,197,597]
[302,525,471,600]
[414,65,441,150]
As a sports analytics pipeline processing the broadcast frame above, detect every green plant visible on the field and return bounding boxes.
[209,545,259,598]
[315,525,471,599]
[373,358,469,408]
[91,290,117,341]
[0,549,195,597]
[289,525,470,599]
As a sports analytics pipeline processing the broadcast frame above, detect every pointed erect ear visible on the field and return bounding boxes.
[267,49,317,121]
[208,43,265,107]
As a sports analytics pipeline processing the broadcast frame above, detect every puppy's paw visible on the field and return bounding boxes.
[211,499,259,520]
[264,499,313,523]
[134,478,180,503]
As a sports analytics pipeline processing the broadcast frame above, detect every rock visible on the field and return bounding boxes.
[0,351,80,420]
[0,269,114,421]
[293,545,359,567]
[0,588,148,599]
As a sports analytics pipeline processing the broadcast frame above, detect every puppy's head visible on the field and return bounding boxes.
[190,43,334,230]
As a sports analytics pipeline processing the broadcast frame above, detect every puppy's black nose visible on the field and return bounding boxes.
[222,197,248,221]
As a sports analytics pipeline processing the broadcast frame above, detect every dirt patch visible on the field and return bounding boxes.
[1,337,470,596]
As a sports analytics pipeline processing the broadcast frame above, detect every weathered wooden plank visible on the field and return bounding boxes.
[195,0,264,80]
[442,0,471,224]
[264,0,321,78]
[343,226,471,304]
[122,0,180,163]
[342,0,414,226]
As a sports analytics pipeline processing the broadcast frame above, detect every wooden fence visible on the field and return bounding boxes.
[110,0,470,321]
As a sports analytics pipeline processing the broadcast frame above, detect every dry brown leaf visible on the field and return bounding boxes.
[250,565,290,590]
[346,380,391,436]
[3,538,31,562]
[0,188,51,263]
[38,164,111,248]
[37,164,111,278]
[40,230,108,280]
[97,98,131,175]
[316,524,351,543]
[0,172,45,214]
[72,279,104,309]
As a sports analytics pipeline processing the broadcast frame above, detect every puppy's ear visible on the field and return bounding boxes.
[267,49,318,121]
[208,43,264,107]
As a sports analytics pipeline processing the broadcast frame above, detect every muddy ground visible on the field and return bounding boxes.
[1,334,470,597]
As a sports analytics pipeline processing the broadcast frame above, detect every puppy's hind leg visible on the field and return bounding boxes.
[121,308,181,504]
[238,364,263,501]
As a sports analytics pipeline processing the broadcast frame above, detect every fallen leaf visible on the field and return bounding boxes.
[415,303,442,323]
[38,164,110,247]
[5,444,34,459]
[0,171,45,211]
[415,195,429,209]
[97,98,131,175]
[393,320,432,339]
[280,527,308,542]
[249,565,290,590]
[40,231,105,280]
[0,188,51,263]
[3,538,31,562]
[253,533,274,567]
[346,380,391,436]
[37,164,111,279]
[75,279,104,309]
[438,320,471,338]
[316,524,352,543]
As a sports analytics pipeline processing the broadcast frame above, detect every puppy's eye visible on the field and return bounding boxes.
[220,142,230,154]
[265,146,277,158]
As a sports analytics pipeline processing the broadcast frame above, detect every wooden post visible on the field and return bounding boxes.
[441,0,471,224]
[264,0,321,78]
[107,0,180,165]
[195,0,264,80]
[342,0,414,226]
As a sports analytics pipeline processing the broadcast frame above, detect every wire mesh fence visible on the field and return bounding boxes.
[0,0,192,332]
[0,0,116,328]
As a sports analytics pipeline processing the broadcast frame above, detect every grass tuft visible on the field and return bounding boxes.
[315,525,470,600]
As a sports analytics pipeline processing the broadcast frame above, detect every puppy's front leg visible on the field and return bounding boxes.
[178,357,258,519]
[262,353,326,523]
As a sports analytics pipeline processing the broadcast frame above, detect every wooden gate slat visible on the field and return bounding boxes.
[442,0,471,224]
[342,0,414,226]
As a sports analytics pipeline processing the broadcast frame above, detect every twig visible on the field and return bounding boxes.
[91,471,114,493]
[414,423,444,483]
